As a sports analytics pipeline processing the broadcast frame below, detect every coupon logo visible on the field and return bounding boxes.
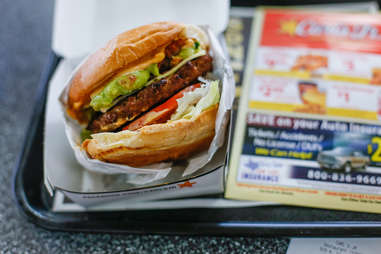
[280,19,381,41]
[239,158,280,183]
[262,10,381,54]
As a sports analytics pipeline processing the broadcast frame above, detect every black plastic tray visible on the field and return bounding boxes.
[11,52,381,236]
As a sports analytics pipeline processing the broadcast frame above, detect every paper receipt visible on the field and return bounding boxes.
[287,238,381,254]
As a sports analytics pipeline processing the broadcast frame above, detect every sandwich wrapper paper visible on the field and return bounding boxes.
[56,26,234,187]
[43,0,234,206]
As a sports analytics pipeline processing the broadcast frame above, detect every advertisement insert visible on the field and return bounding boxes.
[226,9,381,213]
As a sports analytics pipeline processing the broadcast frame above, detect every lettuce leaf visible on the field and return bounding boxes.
[170,84,209,120]
[183,80,220,119]
[171,80,220,121]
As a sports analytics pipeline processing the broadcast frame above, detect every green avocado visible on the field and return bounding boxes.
[178,41,200,59]
[146,63,160,77]
[90,68,151,111]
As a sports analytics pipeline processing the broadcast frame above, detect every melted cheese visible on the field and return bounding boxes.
[115,51,165,78]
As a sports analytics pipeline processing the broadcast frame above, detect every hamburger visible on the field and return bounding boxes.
[65,22,221,167]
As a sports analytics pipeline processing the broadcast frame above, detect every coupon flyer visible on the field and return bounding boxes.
[225,9,381,213]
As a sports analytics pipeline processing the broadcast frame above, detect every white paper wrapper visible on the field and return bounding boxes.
[59,25,235,185]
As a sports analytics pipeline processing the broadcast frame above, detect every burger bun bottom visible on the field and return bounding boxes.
[82,105,218,167]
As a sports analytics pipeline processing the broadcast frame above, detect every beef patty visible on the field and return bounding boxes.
[88,54,213,133]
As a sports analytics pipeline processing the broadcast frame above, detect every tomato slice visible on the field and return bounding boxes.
[123,83,201,131]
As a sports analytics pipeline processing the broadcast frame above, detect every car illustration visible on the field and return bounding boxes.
[317,147,370,173]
